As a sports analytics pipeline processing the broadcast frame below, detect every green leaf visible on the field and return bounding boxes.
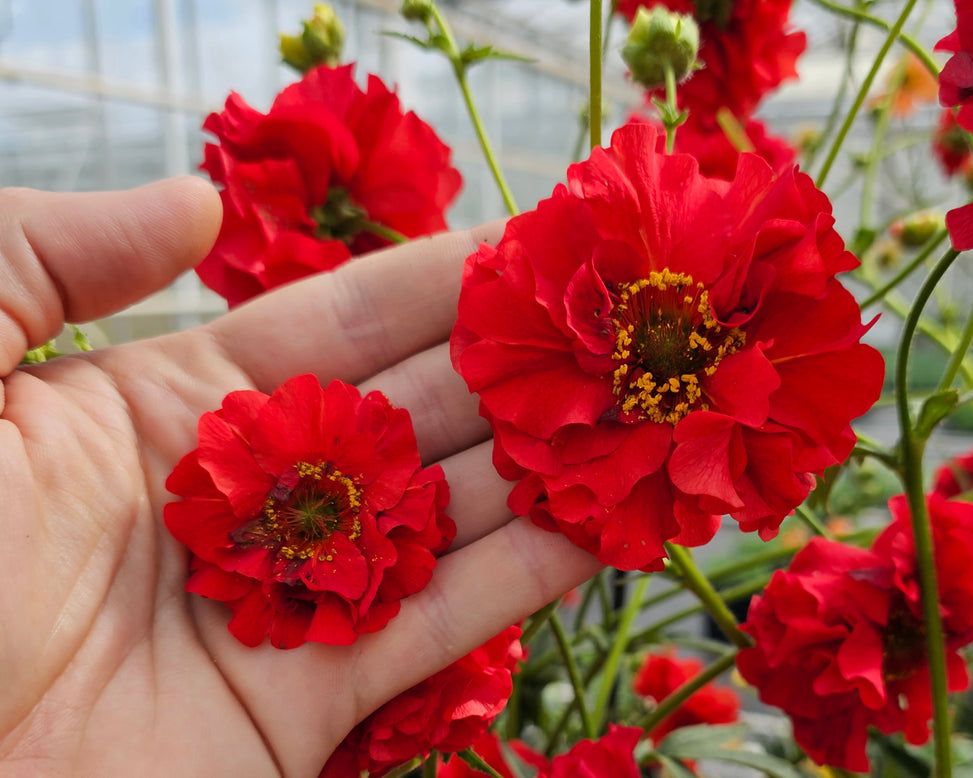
[656,723,749,754]
[653,753,699,778]
[459,42,534,67]
[71,325,93,352]
[20,340,60,365]
[380,30,436,50]
[915,389,960,441]
[665,746,804,778]
[457,748,505,778]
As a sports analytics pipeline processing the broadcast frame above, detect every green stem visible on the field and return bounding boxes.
[860,227,949,309]
[592,575,650,728]
[521,597,561,645]
[549,611,597,739]
[385,758,422,778]
[637,650,738,733]
[457,749,504,778]
[663,61,678,154]
[815,0,920,188]
[804,3,860,170]
[794,504,834,539]
[422,752,438,778]
[663,544,752,648]
[359,219,409,244]
[589,0,603,151]
[428,5,519,216]
[939,298,973,391]
[806,0,939,78]
[894,247,961,778]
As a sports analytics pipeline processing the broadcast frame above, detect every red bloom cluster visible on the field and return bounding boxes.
[937,1,973,249]
[633,650,740,742]
[321,626,524,777]
[198,64,462,306]
[542,725,642,778]
[737,494,973,771]
[934,448,973,498]
[618,0,806,119]
[451,123,883,571]
[437,731,549,778]
[164,374,454,648]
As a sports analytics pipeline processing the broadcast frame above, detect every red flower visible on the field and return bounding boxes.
[540,725,642,778]
[321,626,524,777]
[628,111,795,180]
[737,495,973,771]
[937,2,973,250]
[451,123,883,571]
[933,448,973,498]
[633,650,739,742]
[933,108,973,178]
[164,374,455,648]
[198,64,462,306]
[436,731,550,778]
[618,0,806,119]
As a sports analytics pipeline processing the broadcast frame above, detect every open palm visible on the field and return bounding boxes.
[0,178,600,778]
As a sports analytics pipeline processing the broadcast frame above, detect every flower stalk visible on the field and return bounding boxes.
[664,543,752,649]
[590,0,603,151]
[894,246,962,778]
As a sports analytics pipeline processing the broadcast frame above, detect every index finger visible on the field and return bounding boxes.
[205,221,505,393]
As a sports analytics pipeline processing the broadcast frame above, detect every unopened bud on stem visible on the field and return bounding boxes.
[280,4,344,73]
[621,6,699,91]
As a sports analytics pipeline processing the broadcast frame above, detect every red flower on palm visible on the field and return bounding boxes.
[451,123,883,571]
[321,626,524,777]
[618,0,806,119]
[164,374,455,648]
[198,64,462,305]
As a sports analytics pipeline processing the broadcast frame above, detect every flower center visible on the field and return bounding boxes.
[610,269,744,425]
[883,598,926,682]
[693,0,734,27]
[231,461,362,564]
[311,186,368,245]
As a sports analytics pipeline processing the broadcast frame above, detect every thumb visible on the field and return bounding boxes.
[0,176,222,375]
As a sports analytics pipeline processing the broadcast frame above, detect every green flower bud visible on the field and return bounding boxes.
[621,6,699,91]
[890,211,946,248]
[400,0,435,23]
[279,4,344,73]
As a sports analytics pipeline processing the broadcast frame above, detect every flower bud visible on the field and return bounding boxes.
[889,211,946,247]
[279,4,344,73]
[621,6,699,90]
[400,0,435,23]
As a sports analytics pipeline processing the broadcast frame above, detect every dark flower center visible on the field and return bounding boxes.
[231,461,362,564]
[693,0,735,27]
[610,269,744,425]
[883,598,926,682]
[311,187,368,245]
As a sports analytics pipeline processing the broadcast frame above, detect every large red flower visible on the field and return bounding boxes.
[633,650,739,742]
[540,725,642,778]
[618,0,806,119]
[164,374,455,648]
[737,495,973,771]
[198,64,462,306]
[451,123,883,571]
[321,626,524,777]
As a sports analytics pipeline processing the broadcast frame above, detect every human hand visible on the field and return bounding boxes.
[0,178,601,777]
